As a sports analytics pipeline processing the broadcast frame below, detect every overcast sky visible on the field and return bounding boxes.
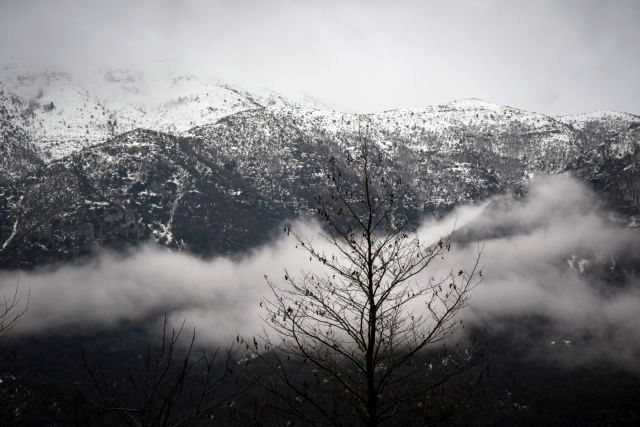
[1,0,638,114]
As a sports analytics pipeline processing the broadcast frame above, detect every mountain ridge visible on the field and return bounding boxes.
[2,68,638,159]
[1,69,639,268]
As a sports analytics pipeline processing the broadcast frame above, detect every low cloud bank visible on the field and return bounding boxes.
[1,174,639,369]
[0,234,313,343]
[441,175,640,369]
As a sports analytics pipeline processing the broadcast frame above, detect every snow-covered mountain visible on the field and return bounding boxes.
[0,67,328,162]
[1,68,639,267]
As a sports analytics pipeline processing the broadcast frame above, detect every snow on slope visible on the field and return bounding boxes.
[557,111,640,132]
[0,68,286,159]
[258,97,580,170]
[2,67,639,169]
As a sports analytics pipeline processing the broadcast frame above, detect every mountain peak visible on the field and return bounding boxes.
[445,98,507,111]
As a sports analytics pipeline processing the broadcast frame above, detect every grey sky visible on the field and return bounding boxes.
[1,0,638,114]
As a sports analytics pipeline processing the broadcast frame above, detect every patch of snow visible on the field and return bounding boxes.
[0,218,19,252]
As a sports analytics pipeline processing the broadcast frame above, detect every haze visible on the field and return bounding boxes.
[1,0,639,115]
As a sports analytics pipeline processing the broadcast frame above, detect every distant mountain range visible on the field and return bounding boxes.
[1,69,639,268]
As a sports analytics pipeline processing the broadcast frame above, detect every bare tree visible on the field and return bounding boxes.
[254,132,483,426]
[0,280,28,338]
[75,316,242,427]
[0,281,29,424]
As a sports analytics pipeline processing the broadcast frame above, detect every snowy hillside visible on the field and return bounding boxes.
[0,67,328,161]
[1,68,639,267]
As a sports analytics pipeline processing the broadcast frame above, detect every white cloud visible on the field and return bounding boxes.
[1,175,639,370]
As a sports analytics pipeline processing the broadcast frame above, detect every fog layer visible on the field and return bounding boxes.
[1,174,639,369]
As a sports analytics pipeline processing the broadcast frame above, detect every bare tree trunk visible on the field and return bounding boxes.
[256,123,483,425]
